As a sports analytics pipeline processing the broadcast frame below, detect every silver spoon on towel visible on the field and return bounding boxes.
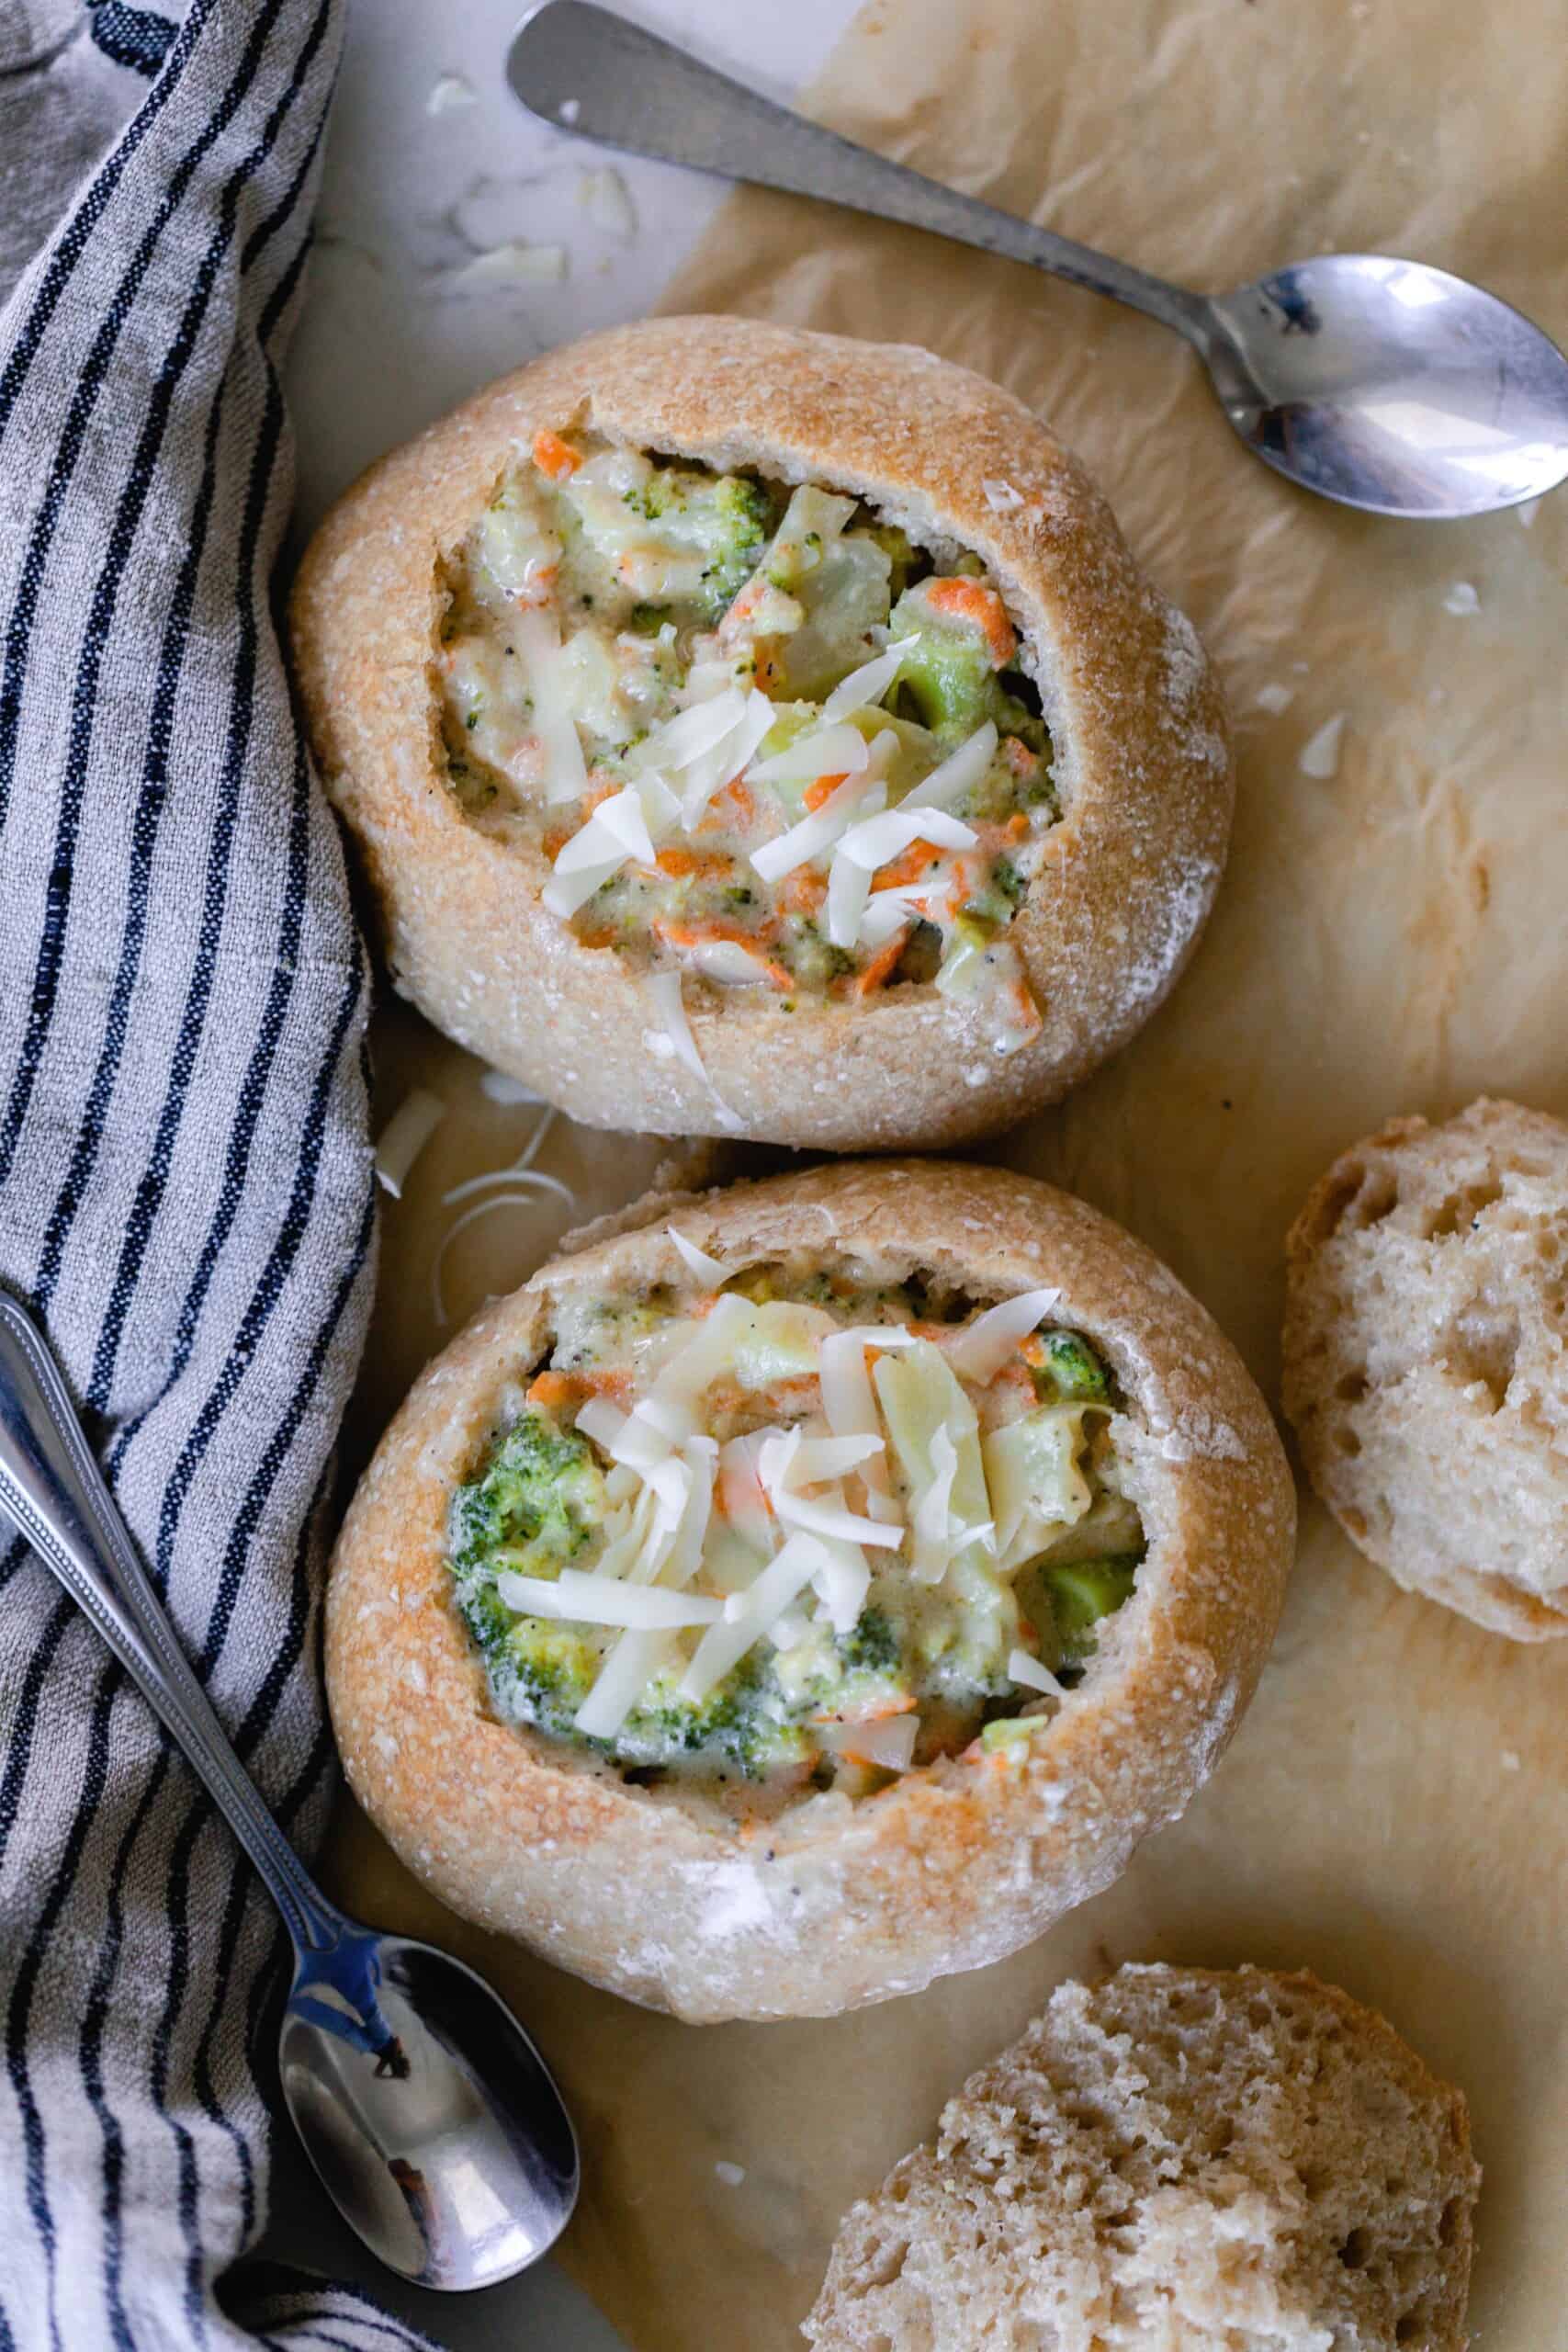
[508,0,1568,520]
[0,1291,578,2294]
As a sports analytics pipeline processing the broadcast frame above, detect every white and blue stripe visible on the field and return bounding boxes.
[0,6,439,2345]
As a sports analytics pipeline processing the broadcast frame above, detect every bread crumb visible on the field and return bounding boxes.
[982,477,1025,513]
[1517,498,1540,527]
[714,2160,747,2187]
[1501,1749,1522,1770]
[1298,713,1348,779]
[1443,581,1480,616]
[1253,682,1296,715]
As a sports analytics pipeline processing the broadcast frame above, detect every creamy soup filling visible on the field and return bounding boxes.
[447,1256,1145,1815]
[438,430,1058,1051]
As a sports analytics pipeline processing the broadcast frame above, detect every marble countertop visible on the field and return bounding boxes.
[272,2,852,2345]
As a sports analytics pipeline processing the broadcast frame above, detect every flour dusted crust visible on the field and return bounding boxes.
[1283,1097,1568,1640]
[288,318,1233,1150]
[805,1964,1478,2350]
[326,1161,1292,2023]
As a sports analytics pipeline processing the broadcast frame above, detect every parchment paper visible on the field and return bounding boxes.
[322,3,1568,2343]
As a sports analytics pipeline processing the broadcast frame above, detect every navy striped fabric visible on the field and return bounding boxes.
[0,5,440,2345]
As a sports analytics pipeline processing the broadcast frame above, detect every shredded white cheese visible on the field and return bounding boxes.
[902,718,998,811]
[944,1286,1061,1383]
[667,1226,727,1285]
[1008,1646,1066,1698]
[426,72,477,114]
[749,770,884,885]
[1298,713,1348,780]
[444,241,567,291]
[373,1088,445,1198]
[681,1533,828,1703]
[495,1569,721,1630]
[818,1713,919,1770]
[748,720,870,787]
[821,640,911,719]
[644,972,743,1131]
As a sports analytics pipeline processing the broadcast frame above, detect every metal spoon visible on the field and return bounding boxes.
[0,1292,579,2293]
[507,0,1568,519]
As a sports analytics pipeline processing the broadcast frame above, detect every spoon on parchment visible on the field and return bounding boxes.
[0,1292,579,2293]
[508,0,1568,521]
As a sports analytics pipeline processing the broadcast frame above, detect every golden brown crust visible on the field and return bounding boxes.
[289,318,1233,1150]
[1283,1097,1568,1641]
[326,1159,1293,2022]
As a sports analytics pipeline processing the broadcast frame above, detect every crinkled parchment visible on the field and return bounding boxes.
[326,2,1568,2343]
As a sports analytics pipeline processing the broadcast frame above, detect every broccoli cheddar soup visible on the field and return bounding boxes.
[447,1251,1146,1820]
[437,428,1060,1052]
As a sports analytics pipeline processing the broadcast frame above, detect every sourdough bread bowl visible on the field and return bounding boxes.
[290,317,1233,1150]
[806,1964,1479,2350]
[327,1160,1293,2023]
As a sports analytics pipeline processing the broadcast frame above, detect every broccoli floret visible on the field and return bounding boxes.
[837,1606,899,1676]
[1040,1556,1139,1660]
[451,1409,605,1582]
[696,474,771,616]
[1032,1329,1111,1406]
[888,589,1054,764]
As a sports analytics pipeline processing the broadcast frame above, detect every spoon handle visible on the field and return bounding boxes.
[0,1292,345,1956]
[509,0,1210,343]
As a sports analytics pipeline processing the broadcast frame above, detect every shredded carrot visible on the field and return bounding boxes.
[854,929,910,996]
[811,1696,918,1726]
[651,847,733,881]
[870,838,944,892]
[531,427,581,481]
[1002,736,1039,779]
[695,777,756,833]
[942,856,976,918]
[542,827,571,862]
[803,770,850,812]
[525,1365,632,1410]
[1007,978,1044,1039]
[775,868,828,916]
[926,577,1018,670]
[581,779,620,815]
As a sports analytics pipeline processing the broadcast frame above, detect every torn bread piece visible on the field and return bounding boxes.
[806,1963,1478,2352]
[1284,1095,1568,1639]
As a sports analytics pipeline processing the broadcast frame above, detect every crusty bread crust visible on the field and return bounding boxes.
[288,318,1233,1151]
[325,1160,1292,2023]
[805,1963,1478,2351]
[1283,1097,1568,1640]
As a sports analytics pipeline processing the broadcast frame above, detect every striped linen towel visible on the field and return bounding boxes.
[0,3,443,2345]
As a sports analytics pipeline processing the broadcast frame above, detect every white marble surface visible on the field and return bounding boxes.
[272,2,853,2345]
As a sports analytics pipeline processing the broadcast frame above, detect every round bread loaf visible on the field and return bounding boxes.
[289,317,1232,1151]
[1283,1096,1568,1638]
[805,1963,1479,2352]
[326,1159,1292,2023]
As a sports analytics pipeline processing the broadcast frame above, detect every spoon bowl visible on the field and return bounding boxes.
[1205,254,1568,516]
[281,1929,580,2290]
